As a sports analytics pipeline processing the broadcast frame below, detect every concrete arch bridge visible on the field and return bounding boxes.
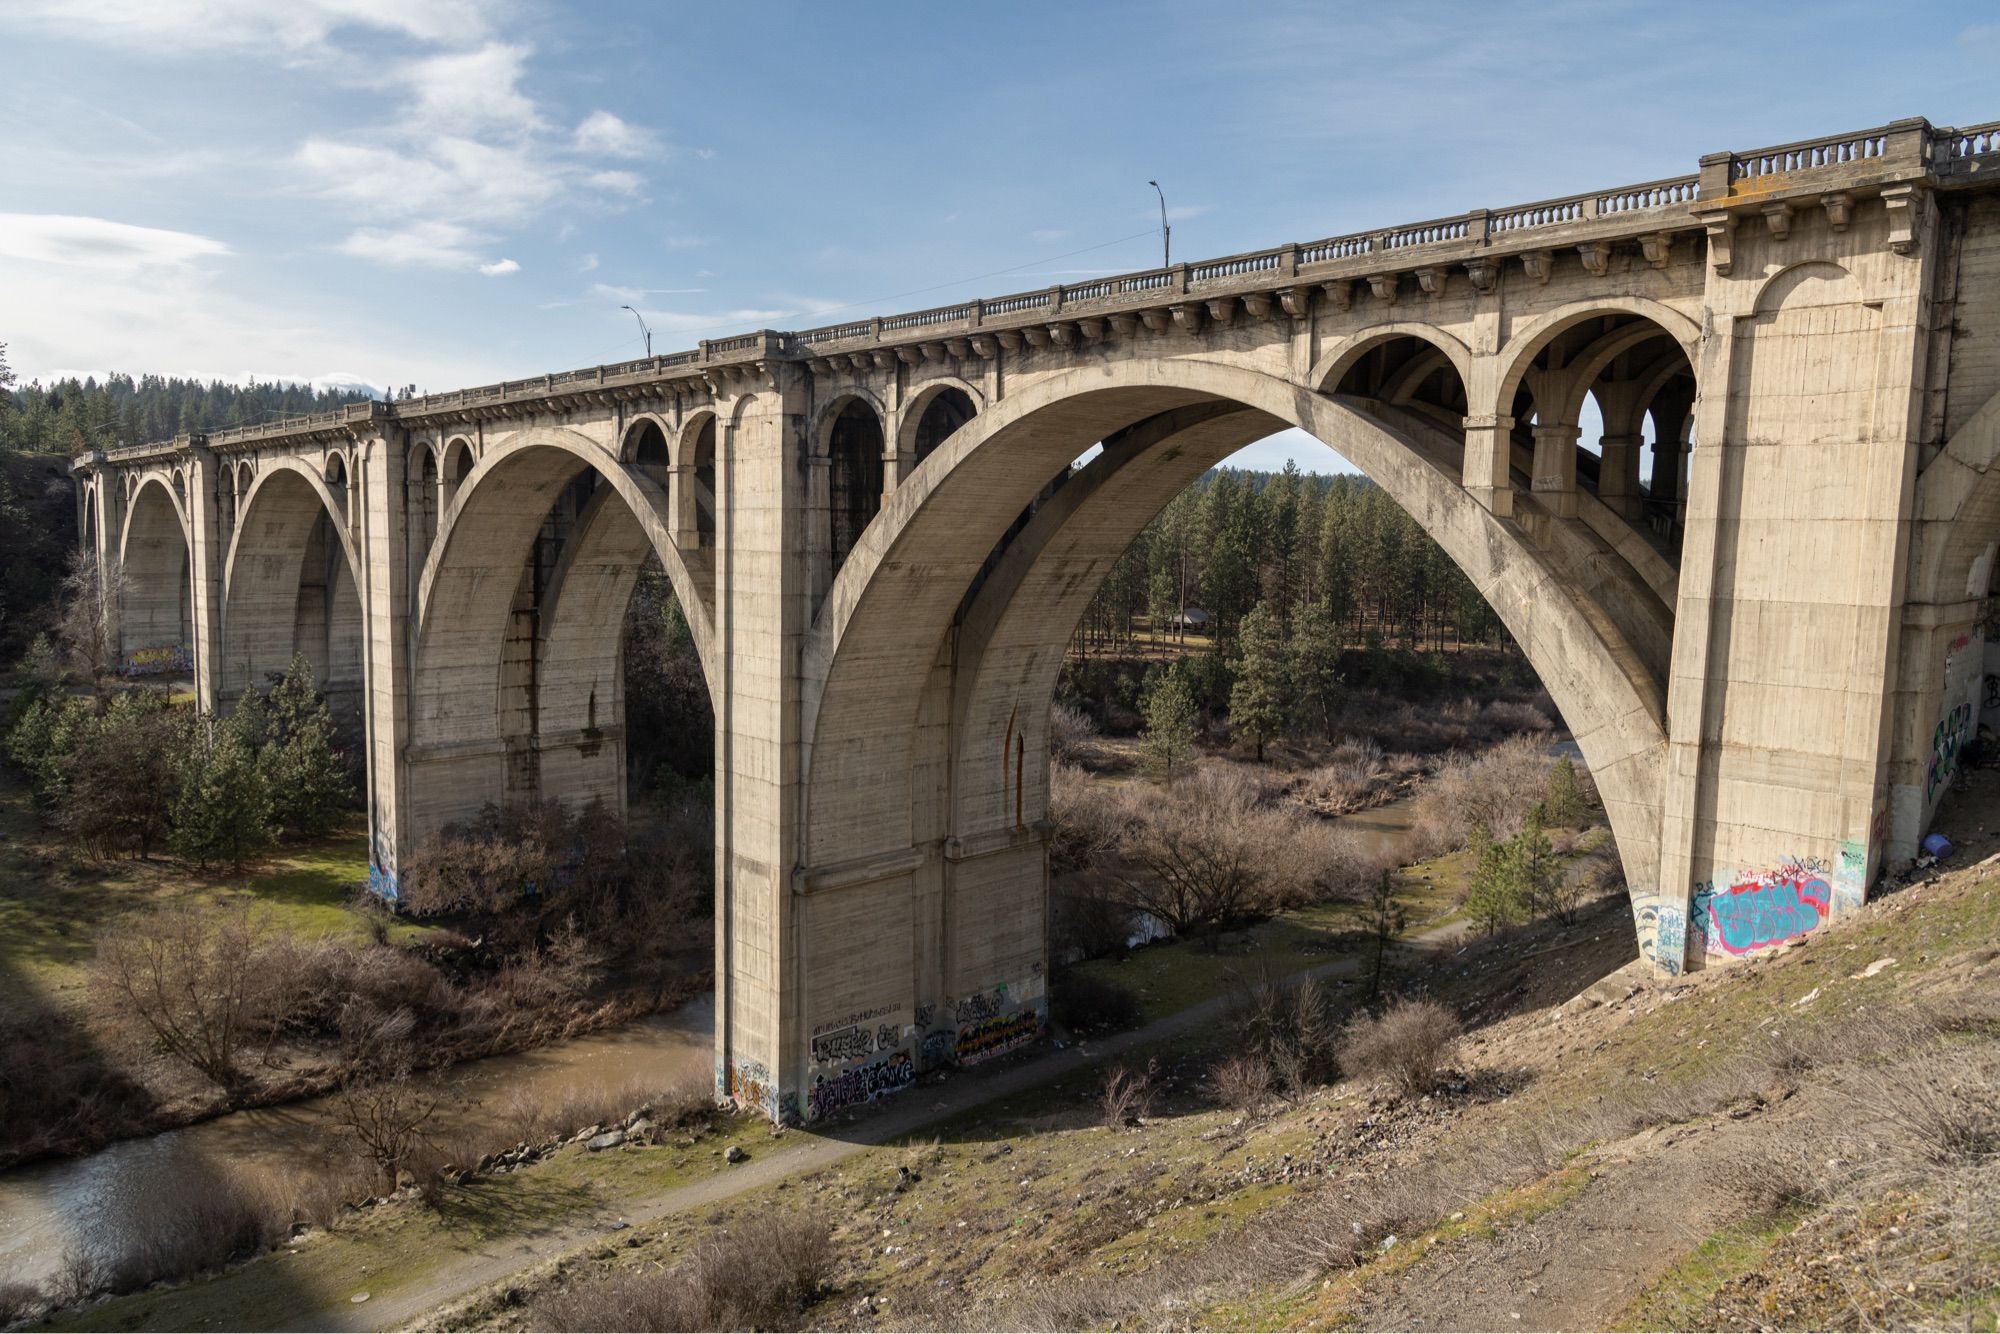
[76,115,2000,1122]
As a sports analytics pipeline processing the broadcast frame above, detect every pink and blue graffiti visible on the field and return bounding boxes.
[1696,875,1829,955]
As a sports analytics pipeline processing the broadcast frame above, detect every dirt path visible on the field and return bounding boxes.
[294,921,1472,1332]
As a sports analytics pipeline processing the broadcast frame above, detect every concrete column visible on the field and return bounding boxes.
[1657,193,1940,972]
[714,367,813,1122]
[353,427,414,899]
[1531,423,1581,517]
[1599,432,1644,517]
[185,448,226,711]
[1461,413,1514,516]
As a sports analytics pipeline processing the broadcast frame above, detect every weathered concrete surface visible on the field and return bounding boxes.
[74,115,2000,1121]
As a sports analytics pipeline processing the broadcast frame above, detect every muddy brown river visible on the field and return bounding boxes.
[0,996,714,1287]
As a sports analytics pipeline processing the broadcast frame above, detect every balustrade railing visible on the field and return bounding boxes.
[1939,121,2000,163]
[98,119,1996,456]
[1731,131,1887,181]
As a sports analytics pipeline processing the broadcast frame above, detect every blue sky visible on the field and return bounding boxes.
[1,0,1994,472]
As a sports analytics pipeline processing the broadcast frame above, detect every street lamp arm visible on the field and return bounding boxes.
[621,304,652,357]
[1148,180,1171,268]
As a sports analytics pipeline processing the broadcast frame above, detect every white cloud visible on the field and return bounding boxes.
[586,169,643,195]
[296,135,572,225]
[478,257,520,276]
[0,213,229,269]
[577,253,599,272]
[1031,227,1069,242]
[0,0,497,54]
[573,110,656,158]
[398,43,542,136]
[336,220,489,268]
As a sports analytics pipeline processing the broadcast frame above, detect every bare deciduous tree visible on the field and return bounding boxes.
[330,1072,443,1188]
[92,903,274,1096]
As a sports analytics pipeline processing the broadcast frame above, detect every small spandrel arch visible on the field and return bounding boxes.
[823,398,884,574]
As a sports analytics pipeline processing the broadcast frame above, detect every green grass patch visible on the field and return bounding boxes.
[1610,1210,1805,1332]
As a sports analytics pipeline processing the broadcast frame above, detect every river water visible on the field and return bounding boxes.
[0,996,714,1288]
[0,792,1434,1290]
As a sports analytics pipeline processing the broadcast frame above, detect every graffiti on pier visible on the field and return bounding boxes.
[955,986,1010,1025]
[807,1050,914,1120]
[724,1057,777,1118]
[1652,905,1686,976]
[121,642,191,676]
[954,1010,1041,1065]
[1926,701,1974,804]
[1692,864,1830,956]
[920,1029,956,1069]
[809,1025,875,1066]
[1835,839,1868,916]
[876,1023,900,1053]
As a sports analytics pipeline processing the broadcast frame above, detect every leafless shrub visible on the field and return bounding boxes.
[0,1279,43,1326]
[1338,997,1462,1097]
[1050,701,1100,765]
[531,1213,835,1332]
[1720,1139,1827,1220]
[1048,760,1128,874]
[1211,1054,1274,1113]
[1230,975,1341,1099]
[1408,735,1555,856]
[90,901,281,1096]
[1105,767,1374,938]
[329,1073,444,1188]
[49,1248,100,1309]
[1100,1059,1158,1128]
[1845,1050,2000,1167]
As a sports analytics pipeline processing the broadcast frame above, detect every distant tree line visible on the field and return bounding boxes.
[0,343,376,456]
[1073,462,1506,656]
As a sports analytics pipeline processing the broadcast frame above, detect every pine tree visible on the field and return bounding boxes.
[1140,667,1199,786]
[1544,754,1585,828]
[1287,601,1345,737]
[1228,599,1288,761]
[170,712,274,869]
[1363,869,1407,999]
[254,655,352,839]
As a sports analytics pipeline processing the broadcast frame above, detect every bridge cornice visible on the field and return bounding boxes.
[69,115,2000,474]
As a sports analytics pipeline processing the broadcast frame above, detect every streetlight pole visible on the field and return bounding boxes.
[621,305,652,357]
[1148,180,1170,269]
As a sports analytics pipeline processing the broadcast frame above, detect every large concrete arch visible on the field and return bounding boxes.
[805,359,1669,898]
[405,427,714,835]
[117,474,194,675]
[218,459,365,702]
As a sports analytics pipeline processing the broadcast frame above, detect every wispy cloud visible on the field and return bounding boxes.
[0,213,229,269]
[478,257,520,276]
[0,0,496,54]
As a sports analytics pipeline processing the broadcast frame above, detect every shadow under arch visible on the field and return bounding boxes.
[407,428,715,836]
[804,360,1670,904]
[218,460,365,707]
[117,475,193,675]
